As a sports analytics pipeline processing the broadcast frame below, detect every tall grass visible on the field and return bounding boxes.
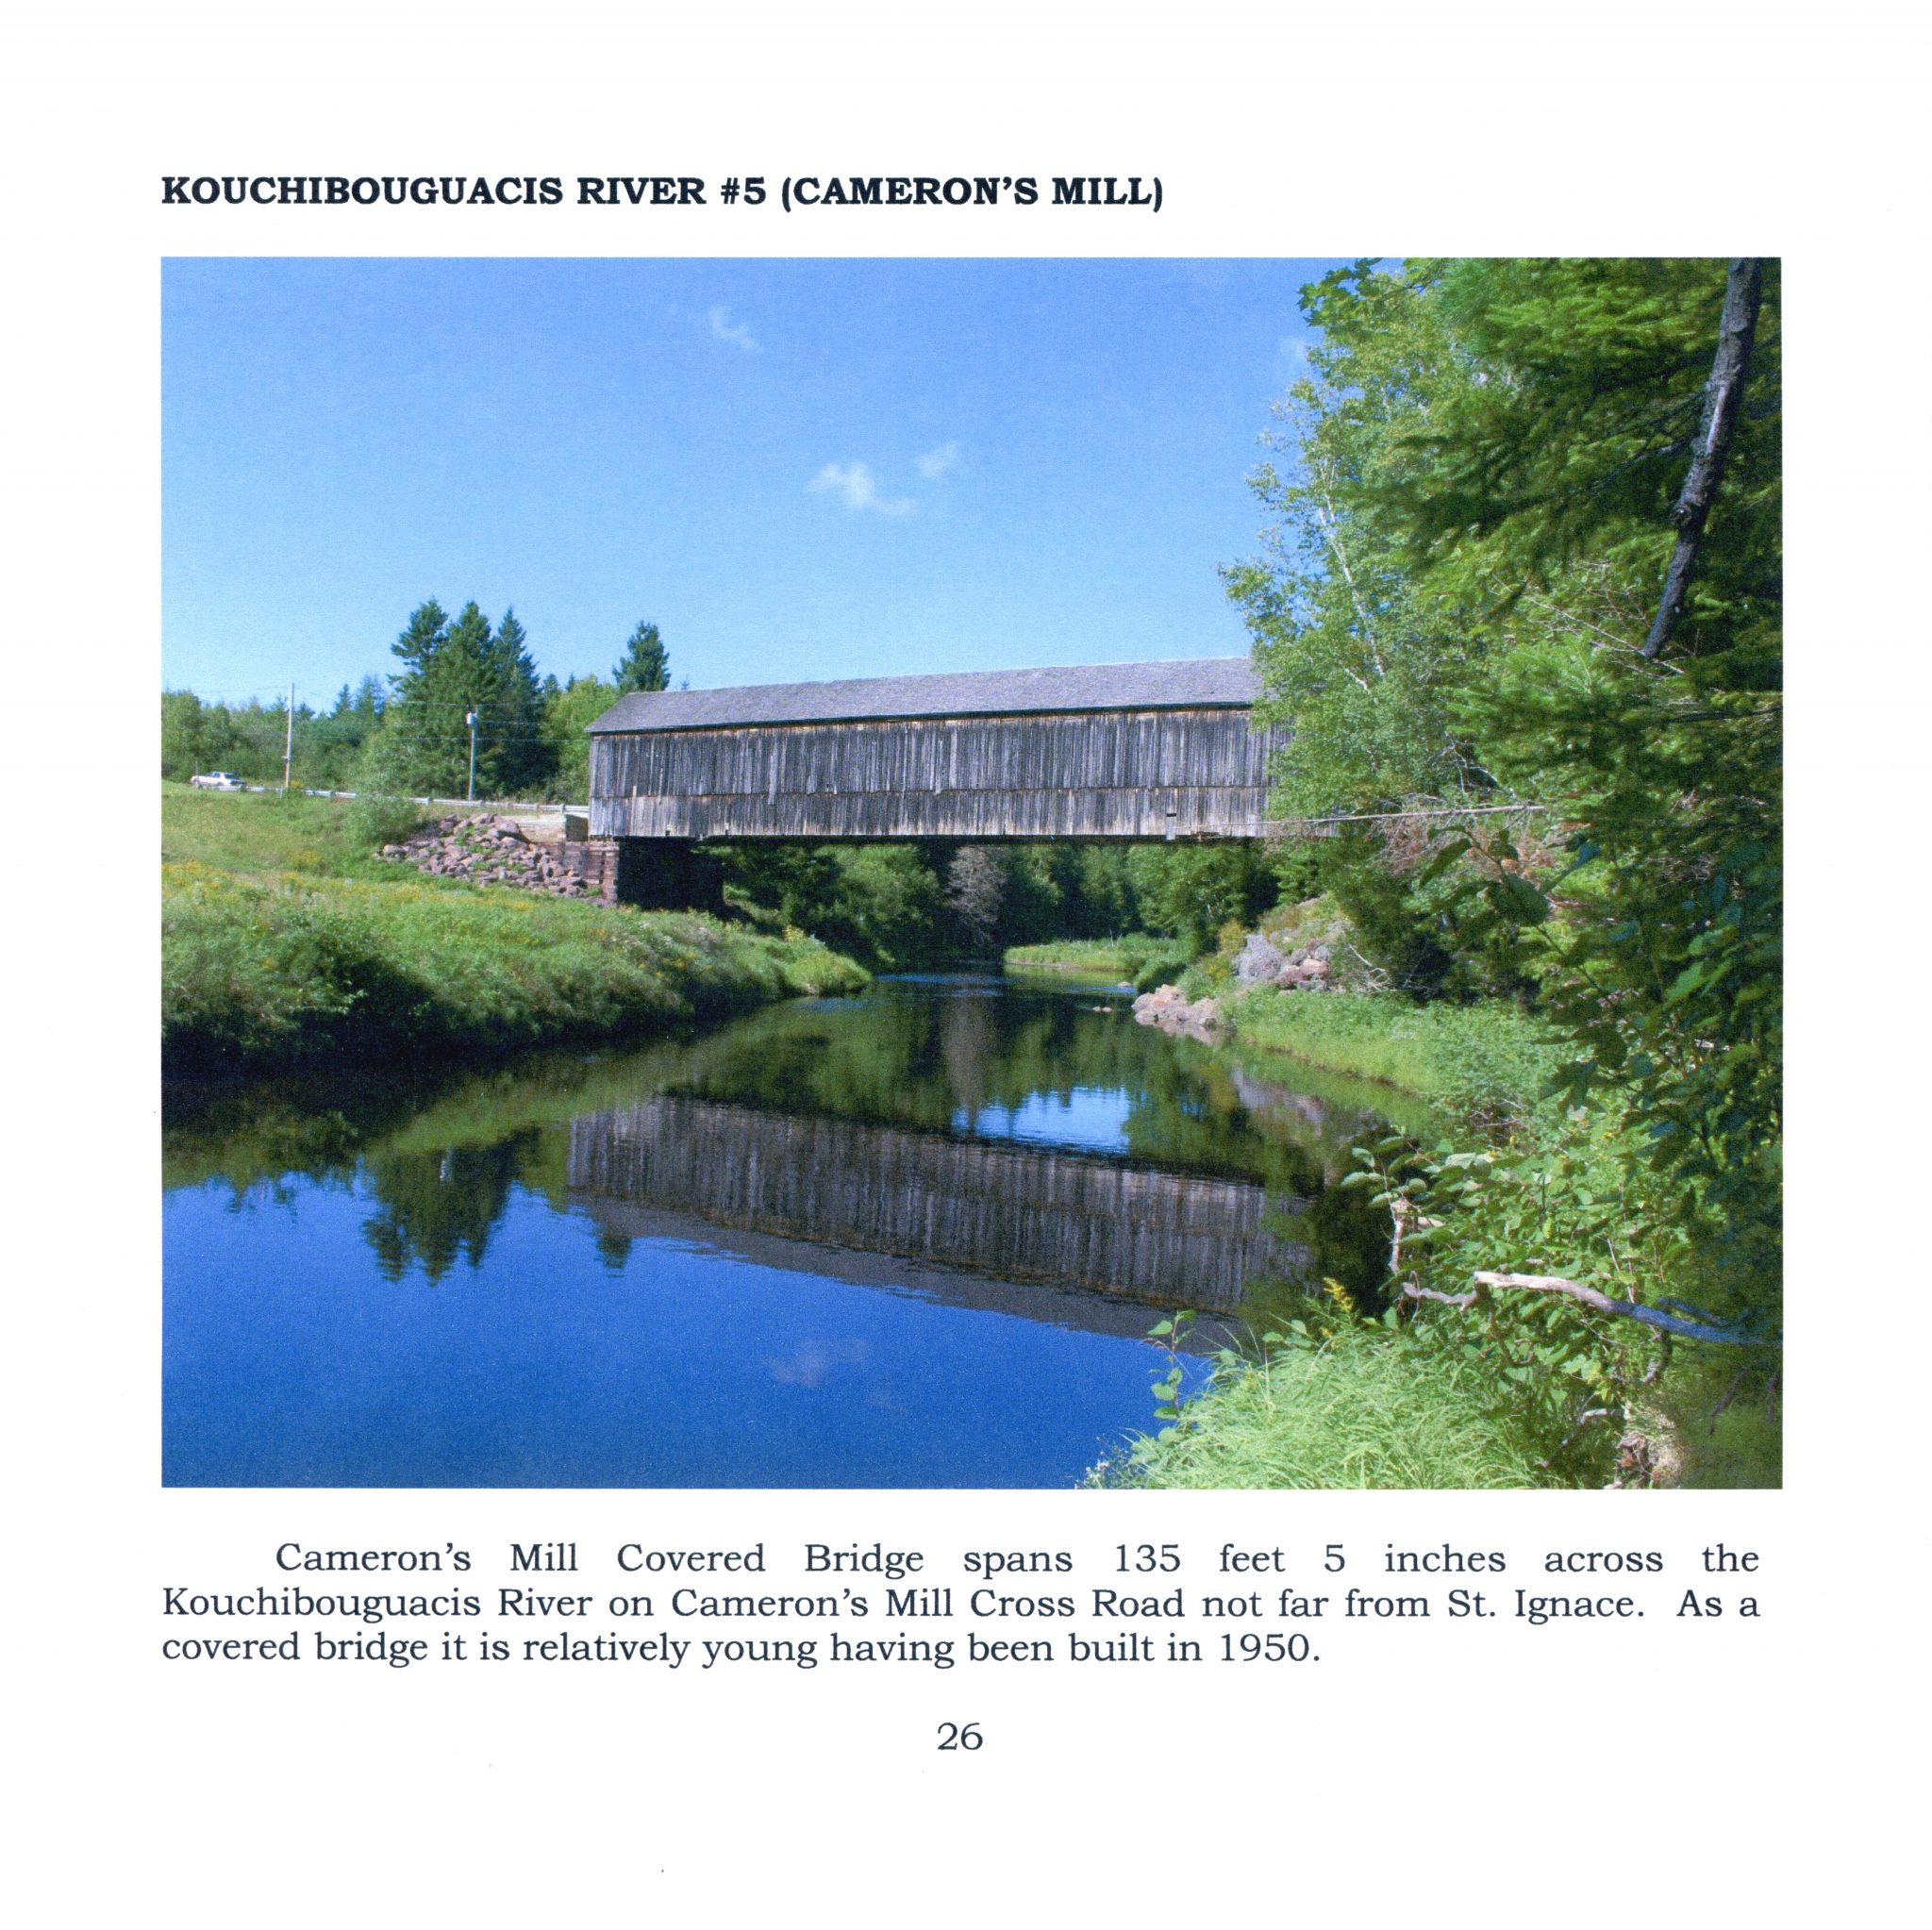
[163,865,865,1074]
[161,784,425,879]
[1227,988,1564,1123]
[161,788,865,1076]
[1002,935,1165,979]
[1110,1324,1565,1489]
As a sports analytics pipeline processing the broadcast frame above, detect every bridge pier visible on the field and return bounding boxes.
[613,837,725,913]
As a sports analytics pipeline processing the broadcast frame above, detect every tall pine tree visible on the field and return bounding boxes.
[375,598,504,796]
[488,606,551,794]
[612,620,670,693]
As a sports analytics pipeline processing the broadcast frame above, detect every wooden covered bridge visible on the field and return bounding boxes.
[580,657,1278,907]
[567,1094,1307,1323]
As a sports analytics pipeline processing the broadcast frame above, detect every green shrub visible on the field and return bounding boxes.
[344,792,430,854]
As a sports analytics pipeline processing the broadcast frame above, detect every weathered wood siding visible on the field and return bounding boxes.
[566,1094,1308,1311]
[589,707,1282,840]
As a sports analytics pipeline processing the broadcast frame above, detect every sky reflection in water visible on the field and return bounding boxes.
[163,977,1392,1488]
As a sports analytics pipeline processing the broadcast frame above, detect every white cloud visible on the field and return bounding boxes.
[916,441,960,481]
[708,304,758,351]
[765,1339,871,1389]
[808,460,916,517]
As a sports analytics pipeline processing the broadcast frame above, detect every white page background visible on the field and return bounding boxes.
[4,3,1924,1919]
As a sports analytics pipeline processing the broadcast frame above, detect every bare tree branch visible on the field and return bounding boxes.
[1402,1283,1479,1309]
[1641,258,1765,661]
[1472,1272,1754,1344]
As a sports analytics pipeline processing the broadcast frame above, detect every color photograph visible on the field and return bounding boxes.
[161,256,1782,1489]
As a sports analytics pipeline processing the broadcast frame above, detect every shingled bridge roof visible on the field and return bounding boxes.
[588,657,1259,733]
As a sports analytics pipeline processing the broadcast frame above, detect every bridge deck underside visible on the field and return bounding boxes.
[590,707,1281,841]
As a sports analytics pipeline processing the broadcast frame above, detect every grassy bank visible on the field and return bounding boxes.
[1100,1323,1567,1489]
[162,789,866,1077]
[1118,974,1777,1488]
[1107,910,1740,1489]
[1224,987,1565,1125]
[1002,935,1165,980]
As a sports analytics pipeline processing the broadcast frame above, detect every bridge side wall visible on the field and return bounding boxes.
[589,707,1282,841]
[568,1095,1307,1310]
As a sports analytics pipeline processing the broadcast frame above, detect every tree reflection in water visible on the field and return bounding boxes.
[166,977,1409,1317]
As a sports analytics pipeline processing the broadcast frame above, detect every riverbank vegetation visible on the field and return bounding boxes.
[1003,936,1165,980]
[1117,258,1782,1489]
[715,839,1282,973]
[162,788,865,1079]
[1096,1321,1553,1490]
[1226,988,1562,1125]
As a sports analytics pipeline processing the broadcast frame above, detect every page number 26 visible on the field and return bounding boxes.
[937,1722,983,1751]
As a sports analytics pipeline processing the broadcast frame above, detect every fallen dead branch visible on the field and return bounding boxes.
[1471,1272,1755,1345]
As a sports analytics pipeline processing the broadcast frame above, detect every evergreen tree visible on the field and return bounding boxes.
[612,620,670,693]
[487,606,552,795]
[374,598,505,796]
[391,597,449,674]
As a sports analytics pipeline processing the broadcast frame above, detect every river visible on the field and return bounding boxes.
[162,973,1405,1487]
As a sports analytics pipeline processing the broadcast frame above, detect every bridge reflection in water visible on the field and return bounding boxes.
[566,1094,1307,1339]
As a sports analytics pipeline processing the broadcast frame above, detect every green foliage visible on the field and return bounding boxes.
[1131,945,1196,993]
[818,846,946,969]
[162,679,390,792]
[1307,829,1527,1001]
[164,785,399,878]
[368,597,561,799]
[162,865,864,1076]
[1335,1122,1775,1483]
[1224,266,1487,819]
[541,674,620,801]
[719,842,950,971]
[721,839,1173,971]
[486,607,551,795]
[1125,841,1278,949]
[160,787,866,1076]
[1227,256,1783,1337]
[1111,1321,1560,1489]
[342,791,429,854]
[719,841,842,934]
[1001,935,1164,981]
[612,619,670,693]
[1229,989,1563,1123]
[1650,1354,1783,1489]
[1144,1309,1202,1439]
[1390,258,1780,642]
[1065,846,1140,938]
[161,690,239,781]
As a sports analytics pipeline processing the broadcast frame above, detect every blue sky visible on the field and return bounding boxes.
[162,258,1344,705]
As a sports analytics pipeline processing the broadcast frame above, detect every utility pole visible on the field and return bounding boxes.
[282,681,294,794]
[466,710,478,803]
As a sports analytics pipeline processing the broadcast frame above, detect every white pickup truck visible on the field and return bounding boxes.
[190,771,246,790]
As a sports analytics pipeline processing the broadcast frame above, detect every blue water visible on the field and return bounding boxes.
[955,1088,1133,1156]
[162,975,1383,1488]
[163,1178,1199,1488]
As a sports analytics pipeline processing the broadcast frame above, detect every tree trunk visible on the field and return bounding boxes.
[1640,258,1765,660]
